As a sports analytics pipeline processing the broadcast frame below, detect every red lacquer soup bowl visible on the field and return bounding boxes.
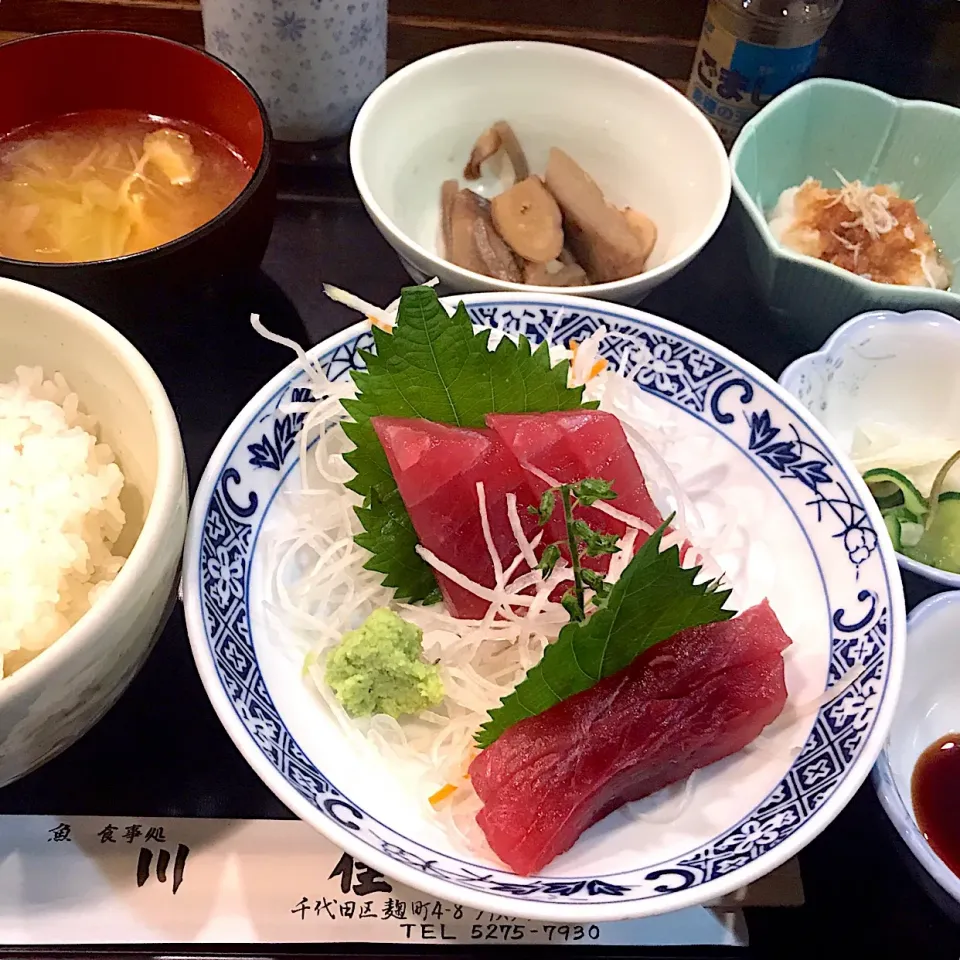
[0,30,275,321]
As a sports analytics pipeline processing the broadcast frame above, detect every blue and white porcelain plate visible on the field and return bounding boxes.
[183,293,905,922]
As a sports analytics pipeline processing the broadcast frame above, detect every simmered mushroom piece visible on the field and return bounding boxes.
[544,148,648,283]
[441,184,522,283]
[463,121,530,183]
[491,177,564,264]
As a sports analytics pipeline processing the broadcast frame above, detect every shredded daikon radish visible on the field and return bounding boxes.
[323,283,395,329]
[749,661,867,758]
[506,492,539,570]
[476,481,504,587]
[618,419,693,537]
[918,248,942,289]
[606,528,638,583]
[324,278,441,331]
[416,542,565,615]
[251,313,332,396]
[620,770,699,824]
[569,326,608,386]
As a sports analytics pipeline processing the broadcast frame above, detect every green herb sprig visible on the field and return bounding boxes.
[529,478,620,622]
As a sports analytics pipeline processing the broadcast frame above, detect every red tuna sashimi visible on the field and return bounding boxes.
[487,410,665,571]
[372,416,542,619]
[469,601,791,874]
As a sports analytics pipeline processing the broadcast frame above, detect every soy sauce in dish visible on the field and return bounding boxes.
[912,733,960,876]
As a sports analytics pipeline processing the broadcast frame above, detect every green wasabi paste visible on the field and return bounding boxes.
[325,608,444,718]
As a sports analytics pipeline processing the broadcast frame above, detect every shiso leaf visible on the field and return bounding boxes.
[342,285,591,602]
[474,519,735,748]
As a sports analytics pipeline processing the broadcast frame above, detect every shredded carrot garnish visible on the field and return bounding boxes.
[568,340,607,380]
[429,783,457,806]
[368,314,393,332]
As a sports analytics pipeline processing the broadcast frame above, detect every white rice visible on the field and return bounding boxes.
[0,366,126,678]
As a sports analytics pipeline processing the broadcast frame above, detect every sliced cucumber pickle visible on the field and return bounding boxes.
[883,511,903,551]
[902,492,960,573]
[881,504,922,552]
[863,468,928,516]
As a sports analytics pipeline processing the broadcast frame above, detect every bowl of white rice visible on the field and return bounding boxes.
[0,277,186,788]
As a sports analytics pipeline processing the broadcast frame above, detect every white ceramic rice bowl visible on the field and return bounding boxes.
[0,278,187,787]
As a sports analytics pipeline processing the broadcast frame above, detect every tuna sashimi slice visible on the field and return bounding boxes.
[372,416,541,619]
[487,410,665,572]
[469,601,792,875]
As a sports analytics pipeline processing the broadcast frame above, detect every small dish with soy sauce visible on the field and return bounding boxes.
[874,591,960,910]
[0,30,275,338]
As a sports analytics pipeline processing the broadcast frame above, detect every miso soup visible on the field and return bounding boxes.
[0,109,253,263]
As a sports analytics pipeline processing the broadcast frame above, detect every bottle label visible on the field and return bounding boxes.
[687,10,822,148]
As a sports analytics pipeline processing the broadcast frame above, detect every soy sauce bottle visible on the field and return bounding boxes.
[687,0,843,148]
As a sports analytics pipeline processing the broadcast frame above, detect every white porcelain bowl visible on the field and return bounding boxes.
[874,591,960,907]
[350,41,730,303]
[780,309,960,589]
[0,278,187,788]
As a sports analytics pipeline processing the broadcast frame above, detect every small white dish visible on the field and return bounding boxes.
[873,590,960,907]
[183,291,904,921]
[780,308,960,589]
[0,278,187,787]
[350,41,730,304]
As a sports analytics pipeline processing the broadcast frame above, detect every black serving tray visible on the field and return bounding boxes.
[1,162,958,959]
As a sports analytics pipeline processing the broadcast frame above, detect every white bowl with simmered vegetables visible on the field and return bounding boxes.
[781,308,960,587]
[183,284,904,921]
[350,41,730,303]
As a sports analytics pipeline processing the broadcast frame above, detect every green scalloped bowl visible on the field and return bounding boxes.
[730,78,960,348]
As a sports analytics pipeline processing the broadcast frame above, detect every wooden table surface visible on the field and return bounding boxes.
[0,0,706,84]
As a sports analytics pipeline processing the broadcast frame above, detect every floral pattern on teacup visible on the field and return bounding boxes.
[201,0,387,141]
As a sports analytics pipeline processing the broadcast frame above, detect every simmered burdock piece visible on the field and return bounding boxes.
[544,148,651,282]
[440,182,522,282]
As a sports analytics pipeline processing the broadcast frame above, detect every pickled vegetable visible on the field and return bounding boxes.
[866,451,960,572]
